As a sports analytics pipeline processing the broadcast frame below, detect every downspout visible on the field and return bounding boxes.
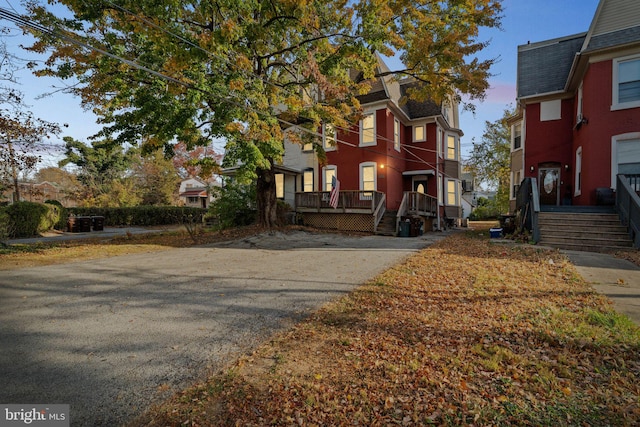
[436,153,441,230]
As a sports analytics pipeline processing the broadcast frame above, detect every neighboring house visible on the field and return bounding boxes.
[2,181,79,207]
[178,177,217,208]
[295,55,464,233]
[509,0,640,212]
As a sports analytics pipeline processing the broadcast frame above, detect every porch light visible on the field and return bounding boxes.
[530,165,535,172]
[564,164,570,172]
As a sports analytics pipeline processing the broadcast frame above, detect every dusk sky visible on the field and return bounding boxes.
[2,0,602,166]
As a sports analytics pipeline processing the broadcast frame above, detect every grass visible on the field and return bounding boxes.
[3,223,639,425]
[130,225,640,426]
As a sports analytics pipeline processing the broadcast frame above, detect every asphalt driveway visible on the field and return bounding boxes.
[0,231,446,426]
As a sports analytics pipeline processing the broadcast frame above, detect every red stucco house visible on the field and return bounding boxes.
[294,56,463,234]
[510,0,640,212]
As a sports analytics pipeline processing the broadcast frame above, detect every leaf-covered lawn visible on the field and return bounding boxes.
[136,230,640,426]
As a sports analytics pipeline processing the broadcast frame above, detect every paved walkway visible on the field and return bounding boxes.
[565,250,640,325]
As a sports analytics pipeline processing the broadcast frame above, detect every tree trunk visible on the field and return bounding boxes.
[8,141,20,202]
[256,164,278,228]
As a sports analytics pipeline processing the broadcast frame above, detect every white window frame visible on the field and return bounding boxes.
[437,174,443,205]
[275,173,284,199]
[445,133,458,161]
[394,118,401,152]
[413,124,426,142]
[323,123,336,151]
[445,178,460,206]
[577,83,584,122]
[323,165,337,192]
[512,122,522,151]
[612,54,640,111]
[436,128,442,158]
[359,162,377,197]
[611,132,640,188]
[360,113,376,146]
[302,168,314,192]
[575,146,582,196]
[511,170,522,200]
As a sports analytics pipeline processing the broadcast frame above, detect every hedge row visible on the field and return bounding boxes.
[67,206,207,226]
[1,201,64,238]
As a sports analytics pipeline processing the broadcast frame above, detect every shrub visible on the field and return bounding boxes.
[67,206,206,226]
[4,201,61,237]
[208,182,256,229]
[45,200,67,230]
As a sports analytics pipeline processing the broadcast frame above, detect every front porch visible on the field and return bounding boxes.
[295,190,437,234]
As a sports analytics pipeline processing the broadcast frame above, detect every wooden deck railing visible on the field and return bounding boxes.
[405,191,438,216]
[295,190,385,212]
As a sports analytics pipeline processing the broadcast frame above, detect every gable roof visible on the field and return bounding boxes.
[517,0,640,99]
[517,33,586,98]
[356,55,443,120]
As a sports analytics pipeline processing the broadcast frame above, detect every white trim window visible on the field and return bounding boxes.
[437,174,443,205]
[275,173,284,199]
[613,55,640,110]
[394,118,401,152]
[511,170,522,200]
[611,133,640,188]
[414,124,426,142]
[302,168,314,192]
[359,162,377,196]
[574,146,582,196]
[436,128,442,157]
[445,133,458,161]
[360,113,376,146]
[446,178,460,206]
[512,123,522,150]
[540,100,561,121]
[576,83,584,123]
[323,166,337,192]
[323,123,336,151]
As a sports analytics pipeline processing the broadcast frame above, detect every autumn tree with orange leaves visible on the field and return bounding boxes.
[23,0,502,227]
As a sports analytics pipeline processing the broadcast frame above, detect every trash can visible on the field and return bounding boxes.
[78,216,92,232]
[399,221,410,237]
[409,217,421,237]
[92,216,105,231]
[489,227,503,238]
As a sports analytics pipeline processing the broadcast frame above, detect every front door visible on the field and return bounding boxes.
[412,176,428,194]
[539,167,560,205]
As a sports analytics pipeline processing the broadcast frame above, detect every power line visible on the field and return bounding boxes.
[0,4,462,180]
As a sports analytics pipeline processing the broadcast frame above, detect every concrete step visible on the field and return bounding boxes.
[536,211,633,252]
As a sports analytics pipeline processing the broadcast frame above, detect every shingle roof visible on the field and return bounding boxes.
[354,55,443,120]
[517,33,586,98]
[399,82,442,119]
[584,25,640,52]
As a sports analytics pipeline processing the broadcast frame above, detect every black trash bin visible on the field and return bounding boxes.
[92,216,105,231]
[399,220,410,237]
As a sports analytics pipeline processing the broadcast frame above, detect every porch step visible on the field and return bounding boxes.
[538,212,633,252]
[375,210,398,236]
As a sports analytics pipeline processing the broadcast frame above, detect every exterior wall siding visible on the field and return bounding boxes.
[574,60,640,204]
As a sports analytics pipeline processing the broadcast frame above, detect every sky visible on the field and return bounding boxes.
[1,0,602,168]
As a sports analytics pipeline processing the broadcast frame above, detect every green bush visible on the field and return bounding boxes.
[0,208,12,243]
[67,206,206,226]
[208,182,256,229]
[4,201,62,237]
[45,200,67,230]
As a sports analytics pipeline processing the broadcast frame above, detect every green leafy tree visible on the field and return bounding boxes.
[130,149,181,205]
[465,107,512,214]
[24,0,502,227]
[58,137,133,205]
